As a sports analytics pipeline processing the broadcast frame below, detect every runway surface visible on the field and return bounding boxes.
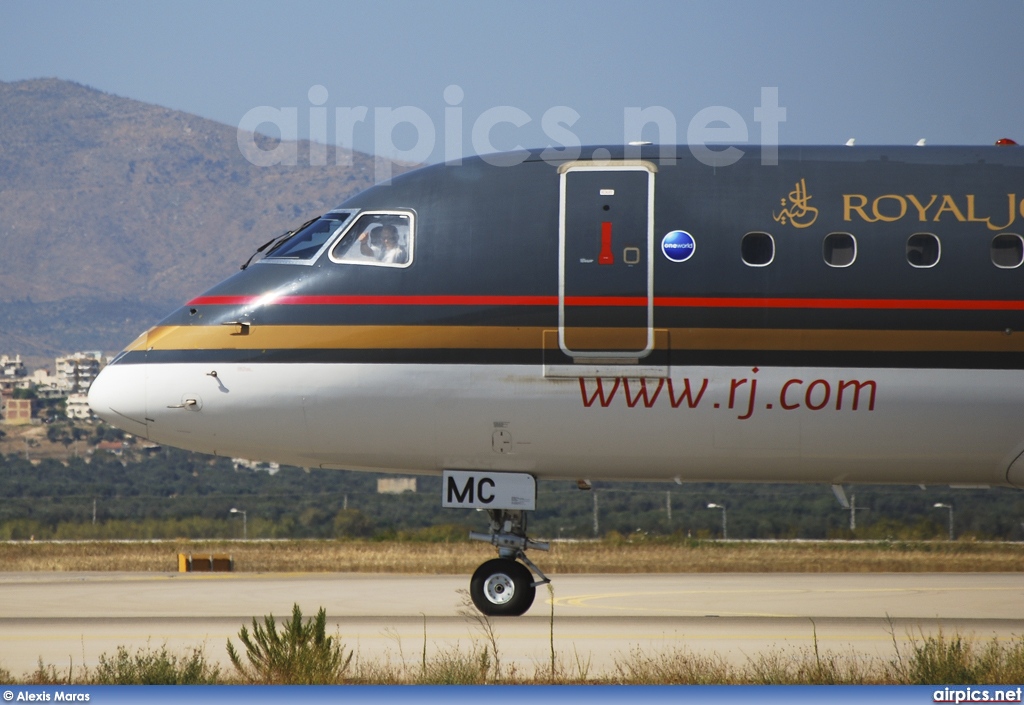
[1,572,1021,678]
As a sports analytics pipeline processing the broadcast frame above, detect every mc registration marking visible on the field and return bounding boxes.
[442,470,537,510]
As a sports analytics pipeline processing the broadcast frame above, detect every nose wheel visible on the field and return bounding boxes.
[468,509,550,616]
[470,558,536,616]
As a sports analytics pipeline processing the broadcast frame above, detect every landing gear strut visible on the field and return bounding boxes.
[468,509,550,616]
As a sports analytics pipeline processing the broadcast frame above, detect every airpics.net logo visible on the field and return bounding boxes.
[236,85,787,183]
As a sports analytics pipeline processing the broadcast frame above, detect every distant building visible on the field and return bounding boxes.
[0,355,28,396]
[55,352,103,394]
[0,355,27,379]
[1,397,33,425]
[65,393,92,419]
[95,440,124,456]
[28,369,63,400]
[377,477,417,494]
[232,458,280,474]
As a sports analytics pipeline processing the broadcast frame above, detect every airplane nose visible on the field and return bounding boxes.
[88,363,149,437]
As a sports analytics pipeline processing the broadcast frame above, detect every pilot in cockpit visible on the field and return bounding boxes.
[357,224,407,265]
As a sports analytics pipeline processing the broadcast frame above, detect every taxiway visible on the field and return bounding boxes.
[1,572,1020,677]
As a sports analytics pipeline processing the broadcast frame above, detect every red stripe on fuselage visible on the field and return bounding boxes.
[189,294,558,306]
[187,294,1024,311]
[657,297,1024,310]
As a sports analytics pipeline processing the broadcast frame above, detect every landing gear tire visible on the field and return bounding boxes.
[470,558,536,616]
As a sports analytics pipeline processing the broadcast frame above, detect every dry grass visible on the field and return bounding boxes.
[1,538,1022,573]
[16,631,1024,685]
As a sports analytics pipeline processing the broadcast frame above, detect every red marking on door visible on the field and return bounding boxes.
[598,222,614,265]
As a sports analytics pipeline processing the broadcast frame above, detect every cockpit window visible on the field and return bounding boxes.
[262,211,354,262]
[329,211,414,268]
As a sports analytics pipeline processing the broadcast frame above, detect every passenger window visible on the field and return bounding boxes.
[741,232,774,267]
[329,211,414,268]
[823,232,856,267]
[991,233,1024,269]
[906,233,940,268]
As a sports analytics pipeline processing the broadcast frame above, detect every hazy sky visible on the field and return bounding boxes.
[2,0,1023,161]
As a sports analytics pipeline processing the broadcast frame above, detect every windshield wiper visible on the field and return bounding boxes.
[240,217,319,270]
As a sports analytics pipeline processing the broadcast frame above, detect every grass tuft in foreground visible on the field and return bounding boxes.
[894,629,1024,685]
[21,646,219,685]
[92,645,220,685]
[226,603,353,684]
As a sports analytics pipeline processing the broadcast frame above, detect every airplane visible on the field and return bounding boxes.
[88,142,1024,616]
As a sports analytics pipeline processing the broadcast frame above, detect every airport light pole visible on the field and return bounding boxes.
[707,503,727,540]
[933,503,953,541]
[230,507,247,540]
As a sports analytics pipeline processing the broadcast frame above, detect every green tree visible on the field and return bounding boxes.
[333,510,373,538]
[47,423,71,446]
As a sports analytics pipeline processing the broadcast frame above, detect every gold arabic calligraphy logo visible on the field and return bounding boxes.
[773,178,819,228]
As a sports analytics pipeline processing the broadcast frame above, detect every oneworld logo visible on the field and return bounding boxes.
[662,230,696,262]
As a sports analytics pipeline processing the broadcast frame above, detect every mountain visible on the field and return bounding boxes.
[0,78,407,365]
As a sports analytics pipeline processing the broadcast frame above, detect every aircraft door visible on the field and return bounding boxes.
[559,162,654,359]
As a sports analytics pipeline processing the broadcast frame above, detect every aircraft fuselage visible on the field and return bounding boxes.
[89,145,1024,489]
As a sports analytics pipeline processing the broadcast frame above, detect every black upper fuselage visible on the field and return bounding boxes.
[119,144,1024,371]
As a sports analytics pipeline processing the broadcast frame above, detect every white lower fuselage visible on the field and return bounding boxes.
[88,361,1024,488]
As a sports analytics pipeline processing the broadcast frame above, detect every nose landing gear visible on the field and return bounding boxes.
[471,559,535,616]
[468,509,550,616]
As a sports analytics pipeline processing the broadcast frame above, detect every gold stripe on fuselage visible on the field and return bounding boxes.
[131,325,1024,353]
